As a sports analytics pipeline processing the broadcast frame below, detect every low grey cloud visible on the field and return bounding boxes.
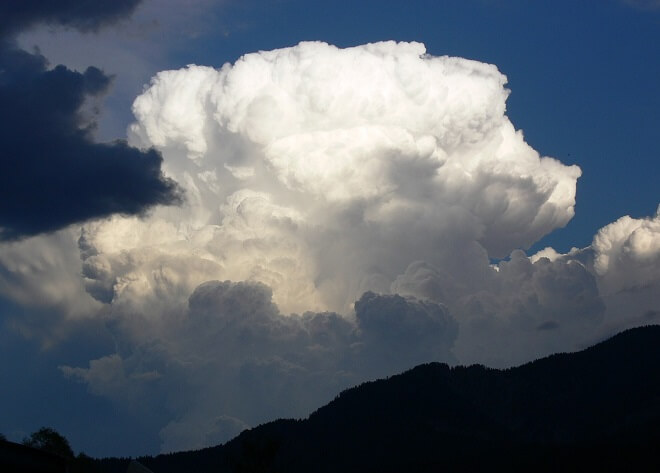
[61,280,459,451]
[354,292,457,376]
[392,250,606,367]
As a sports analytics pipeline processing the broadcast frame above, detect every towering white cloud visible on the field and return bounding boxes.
[51,41,584,450]
[88,40,581,317]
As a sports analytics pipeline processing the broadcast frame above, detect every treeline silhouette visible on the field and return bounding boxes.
[92,325,660,472]
[0,427,104,473]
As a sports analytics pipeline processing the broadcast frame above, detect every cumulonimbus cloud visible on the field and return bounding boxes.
[84,40,581,316]
[2,41,658,453]
[56,41,585,448]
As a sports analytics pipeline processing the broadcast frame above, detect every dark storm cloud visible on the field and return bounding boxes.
[0,0,142,40]
[0,0,181,240]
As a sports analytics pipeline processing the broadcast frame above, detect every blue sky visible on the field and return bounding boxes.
[1,0,659,458]
[210,0,660,253]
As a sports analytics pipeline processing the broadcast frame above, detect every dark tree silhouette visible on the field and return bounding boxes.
[22,427,74,459]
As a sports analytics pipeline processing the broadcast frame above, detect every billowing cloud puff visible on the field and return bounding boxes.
[592,206,660,293]
[520,207,660,338]
[392,250,605,367]
[587,207,660,329]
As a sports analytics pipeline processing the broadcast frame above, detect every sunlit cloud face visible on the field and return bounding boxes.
[86,41,581,316]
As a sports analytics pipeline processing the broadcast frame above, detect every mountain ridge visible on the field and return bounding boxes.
[98,324,660,472]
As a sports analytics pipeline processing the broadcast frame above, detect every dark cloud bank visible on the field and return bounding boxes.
[0,1,142,39]
[0,0,180,240]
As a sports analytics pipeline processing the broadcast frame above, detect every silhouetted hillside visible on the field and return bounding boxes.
[96,325,660,472]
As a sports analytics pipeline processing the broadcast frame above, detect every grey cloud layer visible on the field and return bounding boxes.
[61,281,457,452]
